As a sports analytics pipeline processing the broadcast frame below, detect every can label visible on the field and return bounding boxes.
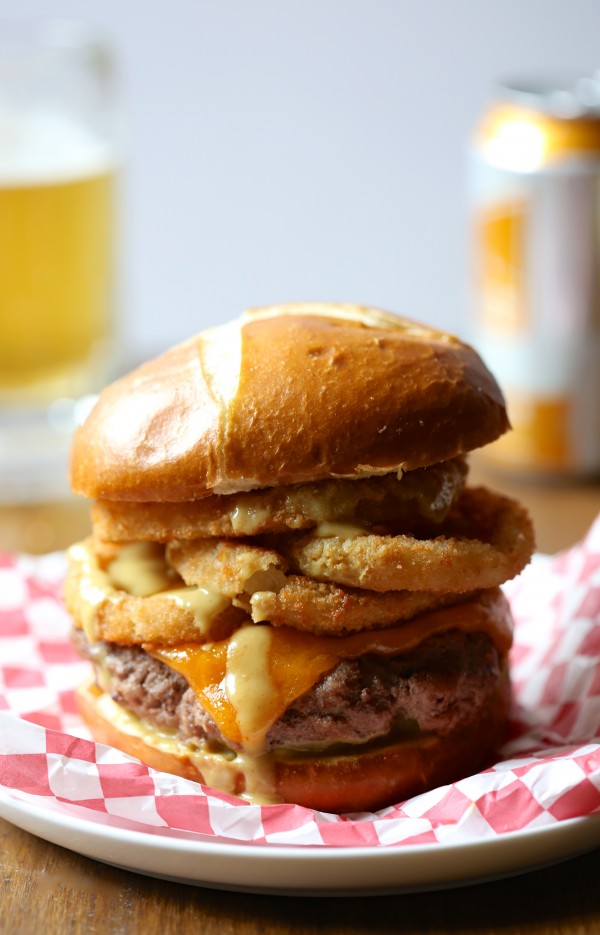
[471,137,600,476]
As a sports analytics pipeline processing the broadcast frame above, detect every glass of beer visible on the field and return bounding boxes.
[0,19,119,506]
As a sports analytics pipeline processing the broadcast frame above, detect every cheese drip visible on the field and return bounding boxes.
[150,590,512,755]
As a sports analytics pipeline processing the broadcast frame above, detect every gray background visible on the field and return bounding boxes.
[7,0,600,358]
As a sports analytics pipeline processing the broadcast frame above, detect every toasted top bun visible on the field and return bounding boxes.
[70,303,509,502]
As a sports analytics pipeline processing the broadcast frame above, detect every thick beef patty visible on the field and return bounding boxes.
[72,628,502,752]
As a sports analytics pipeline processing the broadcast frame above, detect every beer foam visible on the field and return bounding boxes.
[0,109,114,185]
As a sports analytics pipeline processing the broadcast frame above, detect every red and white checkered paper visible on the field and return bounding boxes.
[1,520,600,848]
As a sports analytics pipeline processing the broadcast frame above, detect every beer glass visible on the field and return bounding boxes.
[0,19,118,506]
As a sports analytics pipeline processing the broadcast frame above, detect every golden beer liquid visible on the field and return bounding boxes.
[0,160,115,398]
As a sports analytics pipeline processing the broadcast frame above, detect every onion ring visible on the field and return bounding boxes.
[65,540,247,646]
[280,487,535,593]
[91,459,467,542]
[167,538,471,634]
[249,578,478,634]
[166,538,289,602]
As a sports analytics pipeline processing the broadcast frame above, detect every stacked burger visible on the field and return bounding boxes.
[66,304,534,813]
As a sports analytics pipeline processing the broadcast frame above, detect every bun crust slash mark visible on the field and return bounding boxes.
[66,303,533,813]
[70,305,509,502]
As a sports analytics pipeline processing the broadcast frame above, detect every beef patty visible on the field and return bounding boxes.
[72,628,502,753]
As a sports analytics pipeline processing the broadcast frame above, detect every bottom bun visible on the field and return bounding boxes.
[76,670,511,814]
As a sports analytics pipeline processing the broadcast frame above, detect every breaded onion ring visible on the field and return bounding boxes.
[166,538,290,600]
[279,487,535,593]
[68,537,470,641]
[65,540,247,646]
[167,538,470,634]
[249,578,478,635]
[91,459,467,543]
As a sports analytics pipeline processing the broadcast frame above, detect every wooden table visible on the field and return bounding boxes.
[1,470,599,935]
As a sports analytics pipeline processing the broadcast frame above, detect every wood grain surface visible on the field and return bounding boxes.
[1,469,599,934]
[0,816,597,935]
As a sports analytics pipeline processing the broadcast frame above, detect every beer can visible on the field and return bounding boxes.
[469,75,600,478]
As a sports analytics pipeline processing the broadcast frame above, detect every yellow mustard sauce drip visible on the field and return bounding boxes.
[165,586,230,637]
[108,542,175,596]
[224,625,276,755]
[69,541,112,641]
[314,521,368,538]
[230,504,271,535]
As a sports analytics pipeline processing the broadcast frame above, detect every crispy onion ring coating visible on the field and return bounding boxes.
[67,537,471,642]
[166,538,289,600]
[279,487,535,593]
[167,538,469,634]
[247,579,478,635]
[65,540,247,646]
[71,483,532,641]
[91,459,467,542]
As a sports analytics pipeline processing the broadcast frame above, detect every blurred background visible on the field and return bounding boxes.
[6,0,600,353]
[2,0,600,552]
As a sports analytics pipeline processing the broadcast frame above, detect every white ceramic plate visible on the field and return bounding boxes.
[0,789,599,895]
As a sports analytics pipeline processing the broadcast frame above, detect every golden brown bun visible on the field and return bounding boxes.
[70,304,509,502]
[76,665,510,814]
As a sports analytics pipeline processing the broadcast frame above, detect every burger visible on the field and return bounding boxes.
[66,303,534,813]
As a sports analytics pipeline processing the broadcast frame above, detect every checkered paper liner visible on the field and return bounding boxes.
[0,519,599,849]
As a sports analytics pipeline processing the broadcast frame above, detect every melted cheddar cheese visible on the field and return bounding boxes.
[149,590,512,755]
